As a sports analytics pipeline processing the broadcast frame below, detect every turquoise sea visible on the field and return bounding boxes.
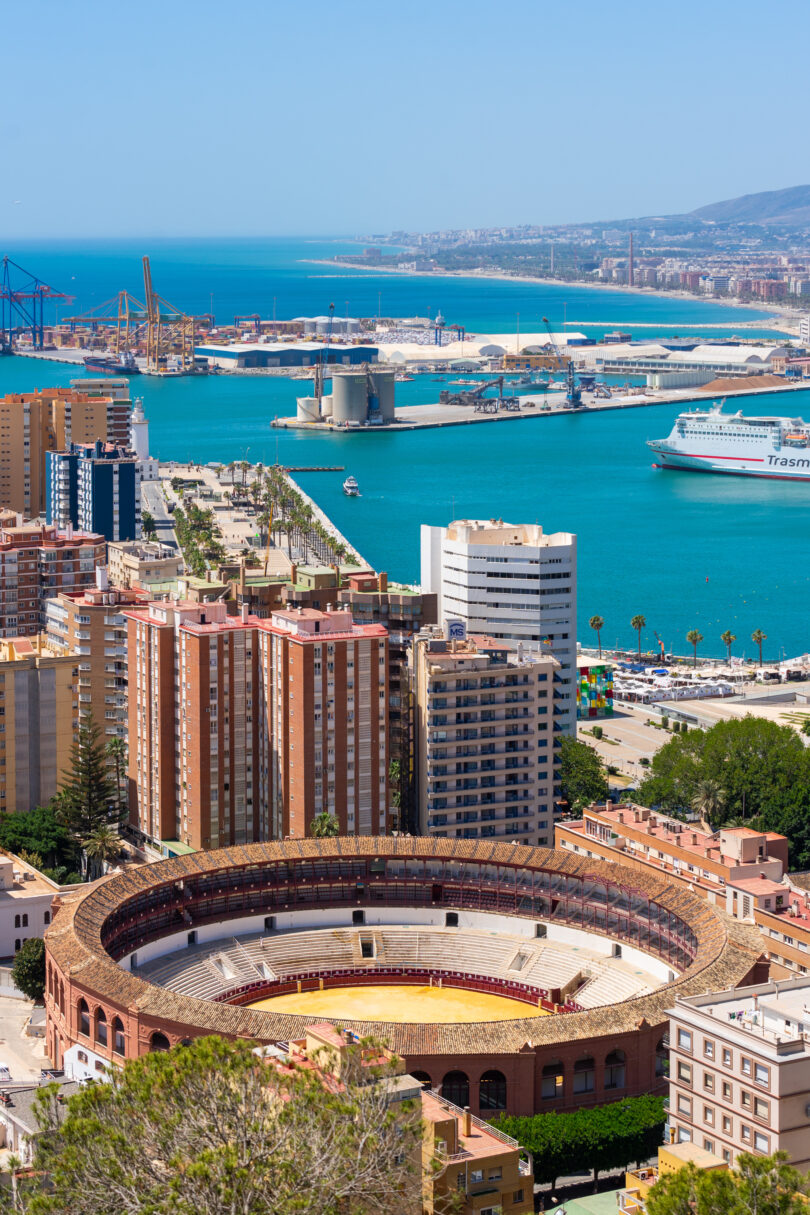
[1,238,805,662]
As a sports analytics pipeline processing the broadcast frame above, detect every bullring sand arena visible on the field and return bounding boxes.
[247,983,550,1023]
[44,838,767,1117]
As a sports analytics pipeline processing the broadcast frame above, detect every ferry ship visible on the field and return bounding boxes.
[648,401,810,481]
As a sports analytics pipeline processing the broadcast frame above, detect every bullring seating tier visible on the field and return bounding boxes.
[135,926,661,1009]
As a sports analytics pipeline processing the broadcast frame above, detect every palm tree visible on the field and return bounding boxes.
[309,811,340,838]
[631,614,646,660]
[589,615,605,659]
[691,779,725,829]
[721,630,736,662]
[751,628,767,667]
[686,629,703,668]
[83,824,121,881]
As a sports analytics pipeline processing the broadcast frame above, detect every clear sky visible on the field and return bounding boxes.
[5,0,809,238]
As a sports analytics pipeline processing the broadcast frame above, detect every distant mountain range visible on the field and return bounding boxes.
[687,185,810,226]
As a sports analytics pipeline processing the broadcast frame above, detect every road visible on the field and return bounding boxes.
[141,479,178,549]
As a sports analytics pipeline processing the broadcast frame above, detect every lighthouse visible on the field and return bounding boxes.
[130,398,158,480]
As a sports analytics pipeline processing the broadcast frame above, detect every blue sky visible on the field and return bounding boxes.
[4,0,809,237]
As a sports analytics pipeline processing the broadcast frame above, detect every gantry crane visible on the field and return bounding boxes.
[1,257,72,351]
[542,316,581,408]
[142,256,197,373]
[234,314,261,334]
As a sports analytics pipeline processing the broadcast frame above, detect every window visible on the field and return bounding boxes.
[703,1073,714,1093]
[488,1168,502,1181]
[13,915,19,929]
[754,1132,769,1153]
[703,1106,714,1125]
[722,1081,732,1099]
[754,1063,769,1087]
[95,1008,107,1047]
[470,1169,484,1184]
[78,998,90,1037]
[441,1071,469,1108]
[722,1115,732,1133]
[479,1070,507,1111]
[112,1016,125,1056]
[677,1094,692,1116]
[677,1128,692,1143]
[754,1097,769,1121]
[741,1091,751,1109]
[604,1050,626,1091]
[573,1057,595,1095]
[542,1061,564,1099]
[722,1048,732,1067]
[741,1125,751,1143]
[677,1029,692,1051]
[703,1040,715,1059]
[704,1139,715,1153]
[513,1191,524,1205]
[723,1149,732,1164]
[21,914,27,928]
[741,1057,752,1077]
[149,1032,171,1052]
[677,1061,692,1084]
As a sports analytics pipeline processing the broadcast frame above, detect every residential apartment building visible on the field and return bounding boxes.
[0,389,130,517]
[0,521,106,639]
[0,636,77,814]
[556,804,788,909]
[258,606,389,840]
[411,627,558,845]
[338,570,438,831]
[46,441,141,542]
[668,977,810,1171]
[421,519,577,733]
[421,1088,532,1215]
[0,850,66,961]
[126,600,262,851]
[107,540,183,591]
[68,378,132,447]
[126,602,388,850]
[45,573,149,743]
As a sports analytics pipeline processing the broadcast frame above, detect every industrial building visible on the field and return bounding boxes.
[591,342,790,377]
[193,342,378,370]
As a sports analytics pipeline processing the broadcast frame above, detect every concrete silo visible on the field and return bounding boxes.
[331,373,371,424]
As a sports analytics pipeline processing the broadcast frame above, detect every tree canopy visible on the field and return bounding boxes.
[11,938,45,1002]
[495,1093,665,1188]
[0,806,74,871]
[559,736,608,811]
[55,716,117,843]
[635,716,810,866]
[646,1151,807,1215]
[18,1035,422,1215]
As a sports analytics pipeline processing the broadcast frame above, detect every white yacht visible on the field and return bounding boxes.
[342,475,360,497]
[648,400,810,480]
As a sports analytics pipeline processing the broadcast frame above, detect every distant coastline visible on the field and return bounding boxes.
[302,259,797,332]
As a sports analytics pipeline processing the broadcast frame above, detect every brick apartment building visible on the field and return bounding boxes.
[125,601,388,851]
[45,572,149,744]
[0,520,106,639]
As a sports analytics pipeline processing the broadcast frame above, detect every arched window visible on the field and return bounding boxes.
[13,915,19,929]
[441,1071,469,1108]
[112,1017,126,1056]
[78,998,90,1037]
[95,1008,108,1048]
[409,1070,432,1089]
[573,1056,595,1095]
[605,1049,625,1090]
[655,1037,668,1078]
[58,980,65,1016]
[541,1060,564,1100]
[178,1038,193,1048]
[479,1070,507,1111]
[149,1032,171,1053]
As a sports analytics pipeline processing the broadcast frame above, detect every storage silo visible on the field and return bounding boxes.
[331,373,370,424]
[296,396,322,423]
[373,370,396,423]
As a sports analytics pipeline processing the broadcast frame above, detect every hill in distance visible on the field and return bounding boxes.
[689,184,810,226]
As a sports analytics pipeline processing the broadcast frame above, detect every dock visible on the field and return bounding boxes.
[284,465,345,472]
[271,378,810,434]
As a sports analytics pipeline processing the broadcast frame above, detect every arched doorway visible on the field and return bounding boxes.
[441,1070,469,1107]
[479,1070,507,1112]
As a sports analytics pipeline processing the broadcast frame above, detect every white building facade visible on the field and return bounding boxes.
[420,520,577,734]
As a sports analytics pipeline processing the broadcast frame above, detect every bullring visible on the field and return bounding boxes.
[44,837,766,1116]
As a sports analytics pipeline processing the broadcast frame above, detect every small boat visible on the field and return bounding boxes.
[343,475,360,497]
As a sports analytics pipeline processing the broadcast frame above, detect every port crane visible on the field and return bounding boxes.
[312,303,335,407]
[438,376,519,411]
[234,314,261,335]
[1,257,72,351]
[65,290,149,358]
[542,317,582,408]
[142,256,197,374]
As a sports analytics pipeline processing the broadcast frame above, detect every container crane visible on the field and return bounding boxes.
[234,314,261,335]
[141,256,197,374]
[542,316,581,408]
[1,257,72,351]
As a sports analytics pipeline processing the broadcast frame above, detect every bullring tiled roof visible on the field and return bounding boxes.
[46,838,765,1056]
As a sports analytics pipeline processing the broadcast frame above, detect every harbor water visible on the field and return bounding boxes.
[1,238,804,662]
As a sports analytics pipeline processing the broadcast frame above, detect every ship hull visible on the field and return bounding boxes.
[652,458,810,481]
[83,358,141,376]
[648,443,810,481]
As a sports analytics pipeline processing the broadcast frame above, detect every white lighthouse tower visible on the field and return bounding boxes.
[130,398,158,480]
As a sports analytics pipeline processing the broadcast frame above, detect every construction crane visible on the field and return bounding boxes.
[1,257,72,351]
[141,256,197,374]
[542,317,581,408]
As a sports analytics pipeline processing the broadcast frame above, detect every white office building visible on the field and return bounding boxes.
[421,520,577,734]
